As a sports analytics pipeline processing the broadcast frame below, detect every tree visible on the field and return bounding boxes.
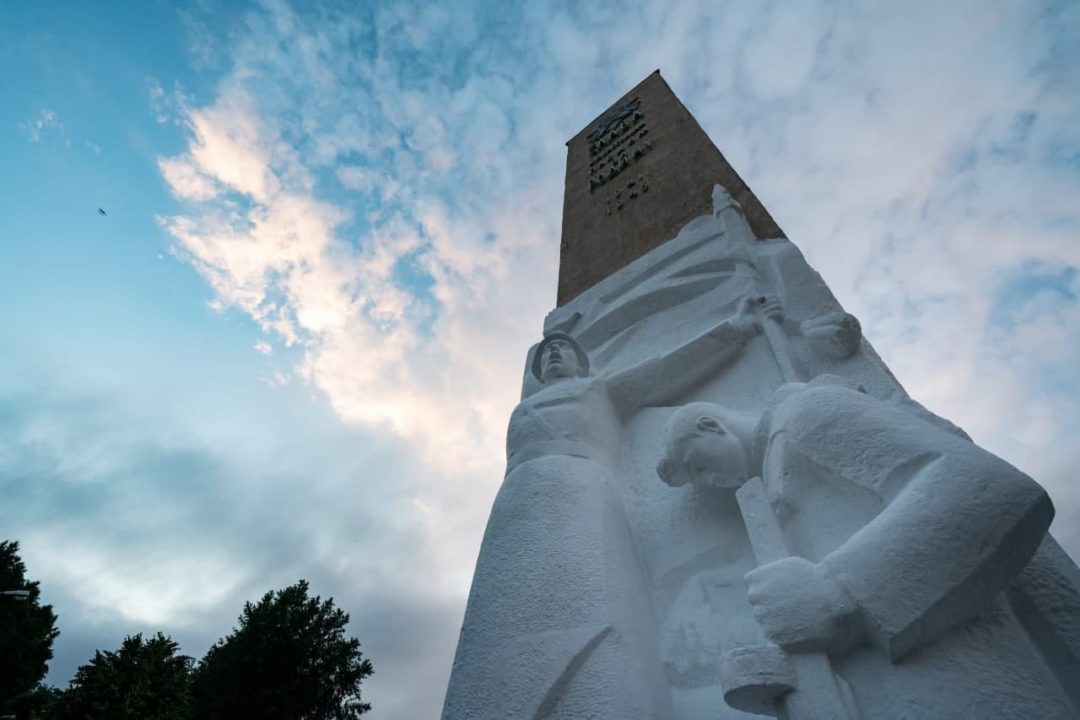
[6,684,63,720]
[48,633,193,720]
[191,580,373,720]
[0,540,60,716]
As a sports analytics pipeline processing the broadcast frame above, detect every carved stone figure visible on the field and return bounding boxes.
[657,378,1075,718]
[444,179,1080,718]
[442,297,781,719]
[446,70,1080,718]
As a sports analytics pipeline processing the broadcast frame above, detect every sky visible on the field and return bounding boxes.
[1,0,1079,716]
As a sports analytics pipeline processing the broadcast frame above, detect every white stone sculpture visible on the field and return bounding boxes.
[442,295,782,719]
[443,184,1080,719]
[657,380,1072,718]
[798,312,861,360]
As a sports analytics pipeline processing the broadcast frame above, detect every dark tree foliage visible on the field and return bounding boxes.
[48,633,193,720]
[191,580,373,720]
[7,684,63,720]
[0,540,60,715]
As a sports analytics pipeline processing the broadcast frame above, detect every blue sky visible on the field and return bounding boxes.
[2,1,1079,717]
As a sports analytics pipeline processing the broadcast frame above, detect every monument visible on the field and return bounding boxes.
[443,71,1080,719]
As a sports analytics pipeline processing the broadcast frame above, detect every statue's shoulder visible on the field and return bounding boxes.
[769,374,867,415]
[518,376,598,406]
[772,375,975,458]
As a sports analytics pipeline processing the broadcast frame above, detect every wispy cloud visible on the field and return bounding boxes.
[177,4,218,71]
[147,78,189,126]
[157,1,562,485]
[19,108,64,142]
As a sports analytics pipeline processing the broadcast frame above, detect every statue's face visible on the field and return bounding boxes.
[677,415,748,488]
[540,338,581,382]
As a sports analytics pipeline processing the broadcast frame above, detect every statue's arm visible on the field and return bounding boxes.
[607,296,779,414]
[819,432,1053,662]
[606,319,749,414]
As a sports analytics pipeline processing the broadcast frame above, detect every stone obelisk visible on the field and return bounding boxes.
[443,71,1080,720]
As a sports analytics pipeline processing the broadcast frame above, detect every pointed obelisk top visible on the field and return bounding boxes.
[557,71,785,305]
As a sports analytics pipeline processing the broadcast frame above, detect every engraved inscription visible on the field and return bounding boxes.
[588,98,652,192]
[604,174,650,215]
[587,98,641,144]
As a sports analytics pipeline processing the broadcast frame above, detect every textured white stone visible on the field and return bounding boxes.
[442,185,1080,719]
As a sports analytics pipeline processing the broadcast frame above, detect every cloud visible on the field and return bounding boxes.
[336,165,379,194]
[155,1,566,485]
[148,79,170,124]
[0,393,249,628]
[184,93,287,202]
[177,4,218,71]
[0,381,458,713]
[739,1,834,99]
[157,156,219,200]
[147,78,190,126]
[19,109,64,142]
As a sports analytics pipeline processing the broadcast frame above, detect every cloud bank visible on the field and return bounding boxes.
[156,1,1080,714]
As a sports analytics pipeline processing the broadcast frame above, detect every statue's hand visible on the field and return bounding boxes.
[758,295,784,324]
[800,311,861,359]
[745,557,858,654]
[734,295,784,337]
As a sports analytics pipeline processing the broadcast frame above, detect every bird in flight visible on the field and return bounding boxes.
[98,208,107,216]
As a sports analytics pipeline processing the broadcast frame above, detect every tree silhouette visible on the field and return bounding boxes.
[0,541,59,716]
[191,580,373,719]
[48,633,193,720]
